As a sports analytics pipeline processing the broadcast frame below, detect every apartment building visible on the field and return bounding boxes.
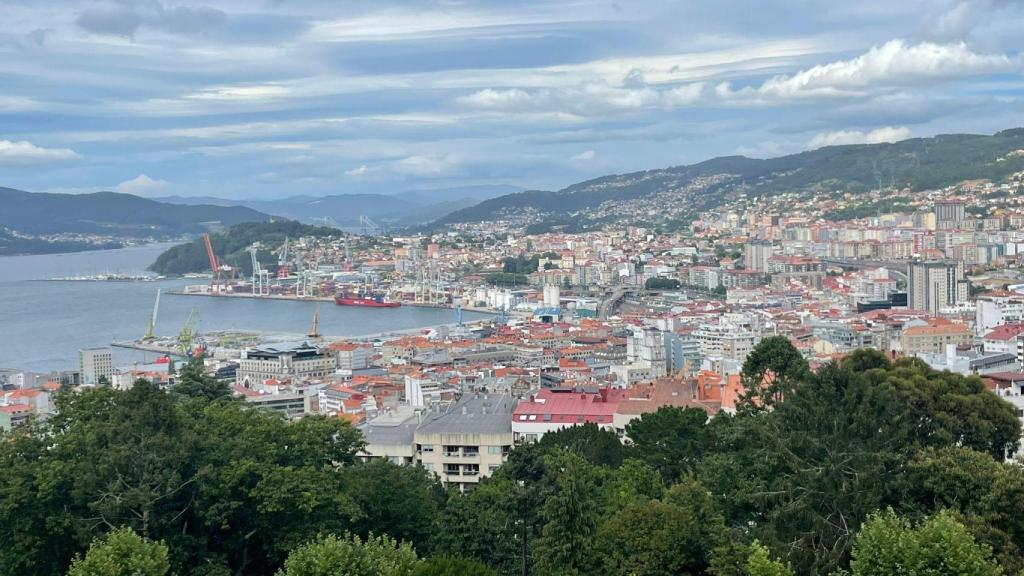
[415,395,515,492]
[79,347,113,386]
[236,341,336,388]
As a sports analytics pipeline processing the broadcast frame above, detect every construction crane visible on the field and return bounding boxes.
[178,308,200,356]
[142,288,161,341]
[203,233,220,291]
[249,245,269,295]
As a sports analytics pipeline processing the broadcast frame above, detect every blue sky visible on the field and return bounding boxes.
[1,0,1023,199]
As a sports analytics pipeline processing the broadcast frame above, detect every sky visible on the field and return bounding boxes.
[1,0,1024,200]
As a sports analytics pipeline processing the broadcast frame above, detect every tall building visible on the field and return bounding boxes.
[907,260,968,313]
[79,347,113,386]
[744,240,775,273]
[934,201,965,226]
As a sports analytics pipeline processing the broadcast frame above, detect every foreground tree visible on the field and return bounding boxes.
[533,452,603,576]
[597,479,727,576]
[847,510,1003,576]
[412,556,498,576]
[739,336,809,410]
[625,406,710,482]
[276,534,418,576]
[67,528,170,576]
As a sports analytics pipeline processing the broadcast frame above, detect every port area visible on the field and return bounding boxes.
[112,330,263,356]
[164,287,501,314]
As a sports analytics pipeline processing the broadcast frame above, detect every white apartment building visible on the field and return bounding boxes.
[79,347,113,386]
[236,341,336,388]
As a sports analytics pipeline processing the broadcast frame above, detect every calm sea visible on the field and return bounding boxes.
[0,243,486,373]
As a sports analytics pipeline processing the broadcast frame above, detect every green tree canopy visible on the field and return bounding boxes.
[276,534,418,576]
[740,336,809,410]
[67,528,170,576]
[848,510,1003,576]
[625,406,710,482]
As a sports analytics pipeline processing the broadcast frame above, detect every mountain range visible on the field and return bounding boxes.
[439,129,1024,230]
[154,184,521,228]
[0,187,270,238]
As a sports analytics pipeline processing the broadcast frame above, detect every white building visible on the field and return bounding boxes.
[79,348,113,386]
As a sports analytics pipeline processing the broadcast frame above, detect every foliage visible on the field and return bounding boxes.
[172,358,234,403]
[740,336,809,410]
[625,406,710,482]
[847,509,1003,576]
[484,271,531,286]
[536,422,629,468]
[412,556,498,576]
[533,452,603,576]
[598,478,727,576]
[645,277,682,290]
[339,460,446,551]
[67,528,170,576]
[0,382,365,576]
[276,534,418,576]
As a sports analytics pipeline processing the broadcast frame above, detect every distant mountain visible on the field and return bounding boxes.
[154,184,522,227]
[439,129,1024,229]
[0,187,271,238]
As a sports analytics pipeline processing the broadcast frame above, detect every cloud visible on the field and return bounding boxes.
[456,82,707,115]
[389,155,457,176]
[345,164,382,177]
[571,150,596,161]
[113,174,171,196]
[808,126,912,147]
[76,1,227,39]
[0,140,80,165]
[719,40,1019,101]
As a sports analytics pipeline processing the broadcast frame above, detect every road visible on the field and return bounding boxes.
[820,258,908,282]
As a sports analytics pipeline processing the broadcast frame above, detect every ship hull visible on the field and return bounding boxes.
[334,296,401,308]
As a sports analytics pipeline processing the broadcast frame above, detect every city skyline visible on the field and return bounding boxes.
[1,0,1023,199]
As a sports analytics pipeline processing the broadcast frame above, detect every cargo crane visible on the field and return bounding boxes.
[203,233,220,292]
[277,236,291,278]
[178,308,200,356]
[142,288,161,341]
[359,215,380,235]
[249,245,270,295]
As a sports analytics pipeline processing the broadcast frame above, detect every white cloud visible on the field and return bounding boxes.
[456,82,707,115]
[113,174,170,196]
[389,155,457,176]
[571,150,596,161]
[0,140,80,165]
[185,84,292,102]
[721,40,1019,102]
[808,126,912,147]
[345,164,382,177]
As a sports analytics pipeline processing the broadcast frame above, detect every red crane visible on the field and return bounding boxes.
[203,233,220,292]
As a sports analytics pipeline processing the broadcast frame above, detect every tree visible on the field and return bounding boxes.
[429,476,524,576]
[340,460,446,551]
[848,510,1003,576]
[604,458,664,513]
[172,358,233,403]
[625,406,710,482]
[597,479,727,576]
[745,541,793,576]
[276,534,418,576]
[533,453,603,576]
[411,557,498,576]
[739,336,809,410]
[67,528,170,576]
[537,422,628,468]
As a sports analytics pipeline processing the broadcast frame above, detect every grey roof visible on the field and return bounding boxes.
[416,395,515,436]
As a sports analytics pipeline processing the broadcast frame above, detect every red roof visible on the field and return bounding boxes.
[983,323,1024,341]
[513,388,621,424]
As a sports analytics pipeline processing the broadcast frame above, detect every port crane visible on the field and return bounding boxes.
[277,236,291,278]
[359,215,380,235]
[249,244,270,296]
[142,288,161,341]
[178,308,200,356]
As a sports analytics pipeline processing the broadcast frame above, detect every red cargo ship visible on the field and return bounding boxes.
[334,294,401,308]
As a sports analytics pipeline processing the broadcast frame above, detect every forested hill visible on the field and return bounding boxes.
[438,128,1024,227]
[149,220,342,275]
[0,187,271,237]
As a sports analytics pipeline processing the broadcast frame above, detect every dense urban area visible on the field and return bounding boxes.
[4,172,1024,575]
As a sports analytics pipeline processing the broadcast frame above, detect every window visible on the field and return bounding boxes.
[489,464,500,473]
[487,446,502,455]
[419,444,434,453]
[421,463,434,472]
